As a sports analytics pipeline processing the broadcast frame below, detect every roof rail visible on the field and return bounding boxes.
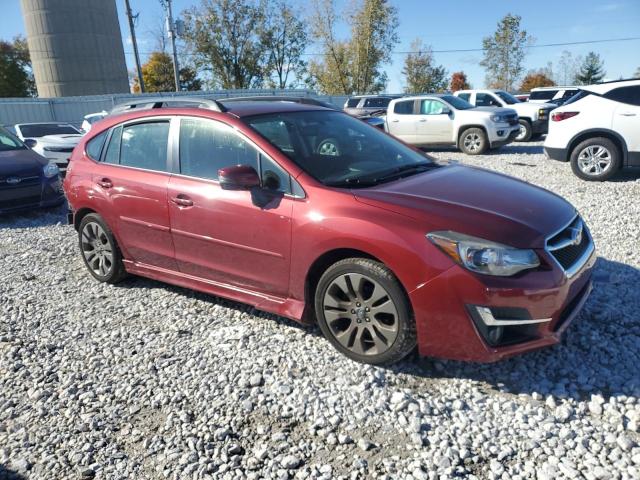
[110,97,227,115]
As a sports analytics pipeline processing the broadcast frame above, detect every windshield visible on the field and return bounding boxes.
[440,95,474,110]
[0,128,26,152]
[495,91,521,104]
[246,110,436,187]
[18,124,80,138]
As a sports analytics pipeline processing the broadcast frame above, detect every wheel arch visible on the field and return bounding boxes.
[73,207,97,231]
[568,129,628,167]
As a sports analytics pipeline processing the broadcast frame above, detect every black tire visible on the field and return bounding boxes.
[78,213,127,284]
[570,137,621,181]
[314,258,416,365]
[459,128,488,155]
[515,119,533,142]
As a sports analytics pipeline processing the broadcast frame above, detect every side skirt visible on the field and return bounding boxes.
[123,260,307,323]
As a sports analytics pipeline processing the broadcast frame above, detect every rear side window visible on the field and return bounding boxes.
[476,93,501,107]
[346,98,360,108]
[529,90,557,101]
[604,86,640,106]
[394,100,414,114]
[103,126,122,165]
[364,97,390,108]
[120,122,170,172]
[86,131,108,161]
[179,118,259,180]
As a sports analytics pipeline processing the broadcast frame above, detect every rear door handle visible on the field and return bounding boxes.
[418,119,427,122]
[620,112,636,116]
[97,178,113,189]
[391,119,399,122]
[171,194,194,207]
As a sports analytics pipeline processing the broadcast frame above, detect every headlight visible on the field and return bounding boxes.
[427,231,540,276]
[538,108,547,118]
[490,114,507,123]
[43,162,59,178]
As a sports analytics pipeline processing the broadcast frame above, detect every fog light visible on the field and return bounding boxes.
[497,130,505,136]
[486,326,504,345]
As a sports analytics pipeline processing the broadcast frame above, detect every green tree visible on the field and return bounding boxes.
[519,70,555,91]
[263,0,309,88]
[402,39,447,93]
[575,52,606,85]
[132,52,201,93]
[480,14,533,91]
[308,0,399,95]
[0,36,35,97]
[182,0,267,89]
[450,71,471,92]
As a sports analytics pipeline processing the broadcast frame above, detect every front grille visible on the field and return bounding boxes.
[0,175,41,189]
[546,216,593,274]
[507,115,518,126]
[44,146,74,153]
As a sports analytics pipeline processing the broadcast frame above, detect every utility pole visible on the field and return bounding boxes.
[124,0,145,93]
[162,0,180,91]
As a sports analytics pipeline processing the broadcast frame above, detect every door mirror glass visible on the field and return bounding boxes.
[24,138,37,148]
[441,107,451,114]
[218,165,260,190]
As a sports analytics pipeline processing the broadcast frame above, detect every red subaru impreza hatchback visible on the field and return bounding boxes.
[63,98,595,365]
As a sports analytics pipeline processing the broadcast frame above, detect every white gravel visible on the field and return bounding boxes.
[1,142,639,479]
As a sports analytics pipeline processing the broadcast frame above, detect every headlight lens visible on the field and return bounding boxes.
[427,231,540,276]
[43,162,59,178]
[490,114,506,123]
[538,108,547,117]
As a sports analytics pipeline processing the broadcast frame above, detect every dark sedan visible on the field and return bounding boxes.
[0,127,65,214]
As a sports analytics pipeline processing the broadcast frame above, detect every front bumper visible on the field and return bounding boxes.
[409,246,596,362]
[0,176,65,215]
[531,118,549,135]
[489,126,520,148]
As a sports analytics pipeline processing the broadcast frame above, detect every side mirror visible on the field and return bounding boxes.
[218,165,260,190]
[441,107,451,114]
[24,138,37,148]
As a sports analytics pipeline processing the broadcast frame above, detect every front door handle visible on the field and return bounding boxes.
[418,119,427,122]
[620,112,636,116]
[97,178,113,189]
[171,194,194,207]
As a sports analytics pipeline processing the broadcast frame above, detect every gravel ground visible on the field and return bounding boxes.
[1,142,639,480]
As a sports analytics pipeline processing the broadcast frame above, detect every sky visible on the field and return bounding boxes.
[2,0,639,93]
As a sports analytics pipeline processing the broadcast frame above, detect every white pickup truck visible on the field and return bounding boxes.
[385,94,520,155]
[454,89,556,141]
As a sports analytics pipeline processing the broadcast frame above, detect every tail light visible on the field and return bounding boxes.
[552,111,579,122]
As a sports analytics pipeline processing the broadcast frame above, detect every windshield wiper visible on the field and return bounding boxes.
[370,163,437,183]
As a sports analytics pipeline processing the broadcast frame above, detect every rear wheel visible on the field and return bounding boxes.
[314,258,416,365]
[570,137,621,181]
[459,128,488,155]
[515,119,532,142]
[78,213,127,283]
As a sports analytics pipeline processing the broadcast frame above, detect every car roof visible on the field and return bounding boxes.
[531,86,578,91]
[391,94,450,101]
[224,101,333,117]
[14,122,76,126]
[581,78,640,94]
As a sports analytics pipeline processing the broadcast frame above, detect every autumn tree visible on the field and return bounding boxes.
[402,39,447,93]
[132,52,201,93]
[0,36,35,97]
[263,1,309,88]
[450,71,471,92]
[519,71,555,91]
[309,0,399,95]
[575,52,606,85]
[481,14,533,91]
[181,0,267,89]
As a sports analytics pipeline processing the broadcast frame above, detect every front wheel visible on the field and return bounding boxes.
[459,128,488,155]
[78,213,127,283]
[314,258,416,365]
[570,137,621,181]
[515,119,532,142]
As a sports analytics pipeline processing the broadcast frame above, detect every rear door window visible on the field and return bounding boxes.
[476,93,501,107]
[86,131,108,161]
[103,126,122,165]
[420,100,447,115]
[393,100,414,114]
[604,86,640,106]
[530,90,557,101]
[120,122,170,172]
[364,97,390,108]
[346,98,361,108]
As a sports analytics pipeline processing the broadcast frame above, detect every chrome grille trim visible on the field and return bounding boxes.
[545,214,595,278]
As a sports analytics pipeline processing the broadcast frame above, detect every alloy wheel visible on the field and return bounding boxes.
[515,124,527,141]
[322,273,399,356]
[577,145,612,176]
[463,133,482,152]
[81,221,114,277]
[317,139,340,156]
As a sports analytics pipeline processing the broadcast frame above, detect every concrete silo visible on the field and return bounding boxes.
[20,0,130,97]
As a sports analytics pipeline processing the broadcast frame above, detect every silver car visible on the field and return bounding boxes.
[343,95,402,117]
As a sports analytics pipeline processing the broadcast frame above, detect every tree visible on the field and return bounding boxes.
[557,50,582,85]
[402,39,447,93]
[635,67,640,78]
[519,71,555,91]
[480,14,533,91]
[575,52,605,85]
[308,0,399,95]
[132,52,201,92]
[450,71,471,92]
[263,1,309,88]
[0,36,35,97]
[181,0,267,89]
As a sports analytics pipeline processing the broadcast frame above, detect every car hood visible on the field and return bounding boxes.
[354,164,576,248]
[470,106,517,115]
[0,148,47,177]
[33,134,83,146]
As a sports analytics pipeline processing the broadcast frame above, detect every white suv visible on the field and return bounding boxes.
[544,79,640,181]
[454,89,556,141]
[385,94,520,155]
[529,86,580,106]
